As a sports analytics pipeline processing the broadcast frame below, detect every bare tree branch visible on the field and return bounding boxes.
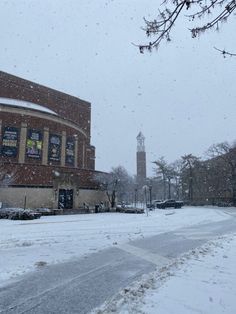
[214,46,236,57]
[138,0,236,54]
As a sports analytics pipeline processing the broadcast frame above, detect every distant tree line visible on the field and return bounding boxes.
[152,141,236,206]
[96,141,236,208]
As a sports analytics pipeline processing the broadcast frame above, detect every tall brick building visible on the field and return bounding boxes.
[0,71,107,210]
[136,132,146,187]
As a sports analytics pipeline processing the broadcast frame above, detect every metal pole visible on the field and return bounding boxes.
[145,189,149,217]
[168,178,171,199]
[149,186,152,204]
[23,193,27,210]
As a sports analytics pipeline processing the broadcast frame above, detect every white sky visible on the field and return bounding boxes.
[0,0,235,176]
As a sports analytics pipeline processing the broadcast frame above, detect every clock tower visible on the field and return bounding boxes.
[136,132,146,187]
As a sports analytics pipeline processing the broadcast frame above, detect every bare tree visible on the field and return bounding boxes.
[153,157,169,199]
[94,172,117,210]
[181,154,200,202]
[207,142,236,205]
[110,166,135,204]
[138,0,236,55]
[171,159,183,200]
[166,166,175,199]
[94,166,135,210]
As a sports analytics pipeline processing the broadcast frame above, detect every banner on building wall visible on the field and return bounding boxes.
[48,134,61,161]
[66,137,75,165]
[1,127,18,157]
[26,129,42,158]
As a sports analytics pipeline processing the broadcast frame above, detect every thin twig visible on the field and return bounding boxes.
[214,46,236,56]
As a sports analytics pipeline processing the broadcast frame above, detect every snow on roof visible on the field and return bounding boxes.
[0,97,57,115]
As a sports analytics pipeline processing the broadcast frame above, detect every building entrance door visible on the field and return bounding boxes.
[58,189,73,209]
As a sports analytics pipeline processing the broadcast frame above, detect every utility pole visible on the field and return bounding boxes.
[23,193,27,210]
[134,187,138,208]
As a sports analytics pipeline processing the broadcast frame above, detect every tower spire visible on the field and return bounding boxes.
[136,131,145,152]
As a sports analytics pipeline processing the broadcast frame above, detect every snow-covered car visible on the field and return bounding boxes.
[0,207,24,219]
[151,200,163,208]
[116,203,126,212]
[146,203,156,210]
[124,207,144,214]
[0,208,41,220]
[10,210,41,220]
[34,208,54,216]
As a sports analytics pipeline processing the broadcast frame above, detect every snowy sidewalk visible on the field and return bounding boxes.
[0,207,230,286]
[94,234,236,314]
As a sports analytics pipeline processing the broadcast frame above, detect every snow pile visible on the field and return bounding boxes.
[93,234,236,314]
[0,207,229,286]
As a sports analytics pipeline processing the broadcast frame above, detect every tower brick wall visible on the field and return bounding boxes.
[136,132,147,188]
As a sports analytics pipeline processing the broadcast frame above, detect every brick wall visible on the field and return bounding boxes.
[0,71,108,208]
[0,110,89,168]
[0,71,91,137]
[2,161,106,188]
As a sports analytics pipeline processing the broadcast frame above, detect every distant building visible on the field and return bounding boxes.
[136,132,146,187]
[0,71,107,210]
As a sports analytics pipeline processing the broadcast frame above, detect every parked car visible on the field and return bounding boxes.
[156,199,184,209]
[10,210,41,220]
[146,203,155,210]
[124,207,144,214]
[116,203,126,212]
[35,208,54,216]
[0,208,41,220]
[152,200,163,208]
[116,203,144,214]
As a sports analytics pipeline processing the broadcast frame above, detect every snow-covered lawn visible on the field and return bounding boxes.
[0,207,229,286]
[141,235,236,314]
[97,234,236,314]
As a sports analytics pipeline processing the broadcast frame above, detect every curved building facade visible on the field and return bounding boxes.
[0,71,107,210]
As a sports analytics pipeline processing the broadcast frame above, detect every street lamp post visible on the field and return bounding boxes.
[149,184,152,205]
[167,175,172,199]
[23,192,27,210]
[142,185,149,216]
[134,187,138,208]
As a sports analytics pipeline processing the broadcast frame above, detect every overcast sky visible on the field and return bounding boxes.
[0,0,235,176]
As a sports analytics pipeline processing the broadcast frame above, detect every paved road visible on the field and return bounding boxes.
[1,215,236,314]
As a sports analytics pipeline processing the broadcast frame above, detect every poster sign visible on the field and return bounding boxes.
[48,134,61,161]
[26,129,42,158]
[2,127,18,157]
[66,137,75,165]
